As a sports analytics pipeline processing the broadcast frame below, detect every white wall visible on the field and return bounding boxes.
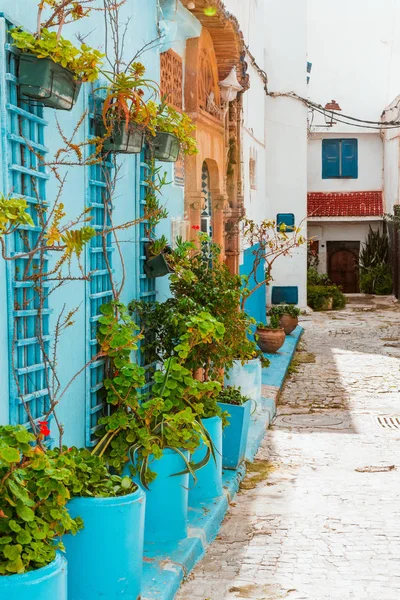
[382,97,400,214]
[264,0,308,307]
[308,132,384,193]
[242,61,268,222]
[307,0,400,133]
[308,220,382,274]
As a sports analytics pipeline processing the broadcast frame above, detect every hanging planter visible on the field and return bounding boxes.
[18,54,81,110]
[152,131,181,162]
[64,488,145,600]
[144,242,174,278]
[189,415,223,506]
[0,553,67,600]
[218,399,252,470]
[96,120,145,154]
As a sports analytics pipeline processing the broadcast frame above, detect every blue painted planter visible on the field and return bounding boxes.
[65,488,145,600]
[189,416,223,505]
[218,399,252,470]
[0,553,67,600]
[225,359,262,401]
[141,449,190,543]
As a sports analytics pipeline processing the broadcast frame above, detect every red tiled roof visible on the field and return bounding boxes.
[308,191,384,218]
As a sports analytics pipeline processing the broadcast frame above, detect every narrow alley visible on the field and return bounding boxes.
[177,296,400,600]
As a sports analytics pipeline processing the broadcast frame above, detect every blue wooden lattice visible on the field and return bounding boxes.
[85,105,114,446]
[1,19,51,428]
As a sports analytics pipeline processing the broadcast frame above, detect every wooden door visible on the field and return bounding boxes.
[329,249,359,293]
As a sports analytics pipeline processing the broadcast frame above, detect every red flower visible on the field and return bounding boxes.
[38,421,50,437]
[191,225,200,230]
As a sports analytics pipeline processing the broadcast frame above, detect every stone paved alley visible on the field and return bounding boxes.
[176,296,400,600]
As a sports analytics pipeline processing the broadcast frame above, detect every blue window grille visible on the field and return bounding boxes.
[85,102,114,446]
[0,19,51,429]
[137,151,157,394]
[277,213,295,231]
[271,286,299,305]
[322,139,358,179]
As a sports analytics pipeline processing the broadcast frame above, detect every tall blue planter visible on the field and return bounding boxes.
[189,415,223,505]
[218,399,252,470]
[65,488,145,600]
[140,449,190,543]
[0,553,67,600]
[225,359,262,401]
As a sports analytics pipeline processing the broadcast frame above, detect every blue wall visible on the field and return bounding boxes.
[240,244,266,325]
[0,1,198,446]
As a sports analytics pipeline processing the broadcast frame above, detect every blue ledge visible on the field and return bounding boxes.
[141,327,303,600]
[261,326,303,388]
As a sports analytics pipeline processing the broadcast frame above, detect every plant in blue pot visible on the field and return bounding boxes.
[217,386,252,470]
[93,303,224,543]
[0,425,81,600]
[55,448,145,600]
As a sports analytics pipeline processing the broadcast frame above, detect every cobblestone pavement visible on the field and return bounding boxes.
[176,295,400,600]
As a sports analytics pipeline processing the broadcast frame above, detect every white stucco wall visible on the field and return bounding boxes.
[382,97,400,214]
[307,0,400,133]
[308,220,382,274]
[308,132,384,193]
[264,0,308,307]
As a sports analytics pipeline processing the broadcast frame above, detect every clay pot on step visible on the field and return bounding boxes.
[279,314,299,335]
[255,327,286,353]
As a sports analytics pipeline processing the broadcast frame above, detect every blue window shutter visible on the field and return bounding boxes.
[272,286,299,305]
[277,213,295,231]
[322,140,340,178]
[341,139,358,178]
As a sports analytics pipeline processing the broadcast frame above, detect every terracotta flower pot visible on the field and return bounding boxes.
[256,327,286,353]
[321,296,333,311]
[279,314,299,335]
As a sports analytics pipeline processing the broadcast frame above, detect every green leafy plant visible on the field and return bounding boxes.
[100,62,159,129]
[359,227,392,294]
[268,304,301,319]
[307,285,346,311]
[217,386,249,406]
[257,314,281,330]
[143,100,198,155]
[307,267,331,287]
[360,263,393,295]
[0,196,34,236]
[93,305,225,486]
[0,425,82,575]
[11,28,104,82]
[49,447,136,497]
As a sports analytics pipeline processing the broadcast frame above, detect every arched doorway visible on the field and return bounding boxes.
[328,243,360,293]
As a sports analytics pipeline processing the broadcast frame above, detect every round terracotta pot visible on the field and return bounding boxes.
[256,327,286,353]
[279,314,299,335]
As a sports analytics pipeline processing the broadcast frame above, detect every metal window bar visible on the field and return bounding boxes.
[1,20,51,430]
[85,99,114,446]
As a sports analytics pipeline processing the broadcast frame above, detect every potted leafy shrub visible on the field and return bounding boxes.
[57,448,145,600]
[0,425,81,599]
[98,63,159,154]
[217,387,252,470]
[255,315,286,354]
[93,303,223,543]
[307,268,346,311]
[144,236,174,278]
[268,304,301,335]
[145,100,198,162]
[11,2,104,110]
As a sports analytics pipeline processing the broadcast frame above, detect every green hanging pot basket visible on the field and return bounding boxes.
[152,131,180,162]
[96,120,145,154]
[144,243,174,278]
[18,54,81,110]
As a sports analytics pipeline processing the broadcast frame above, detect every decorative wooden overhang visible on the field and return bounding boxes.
[180,0,248,87]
